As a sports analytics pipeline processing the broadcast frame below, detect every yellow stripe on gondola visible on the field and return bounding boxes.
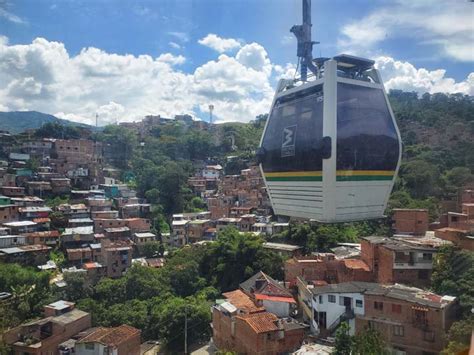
[336,170,395,176]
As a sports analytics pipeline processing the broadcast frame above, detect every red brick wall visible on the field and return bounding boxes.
[393,209,429,235]
[125,218,150,233]
[94,219,127,233]
[0,205,19,222]
[376,246,394,284]
[357,294,452,354]
[360,240,375,270]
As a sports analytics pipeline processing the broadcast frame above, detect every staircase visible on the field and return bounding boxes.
[321,309,355,337]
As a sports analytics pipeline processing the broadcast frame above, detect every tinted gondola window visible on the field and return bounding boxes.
[261,85,323,172]
[337,83,399,171]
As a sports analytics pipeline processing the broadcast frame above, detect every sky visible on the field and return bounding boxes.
[0,0,473,125]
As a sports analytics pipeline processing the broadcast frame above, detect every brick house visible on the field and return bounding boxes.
[360,237,438,287]
[124,218,151,233]
[187,219,213,243]
[3,301,91,355]
[284,254,373,288]
[75,324,141,355]
[356,285,458,355]
[94,218,127,233]
[296,280,458,354]
[0,204,19,223]
[434,202,474,251]
[1,186,25,197]
[392,209,429,235]
[212,289,306,355]
[101,239,133,278]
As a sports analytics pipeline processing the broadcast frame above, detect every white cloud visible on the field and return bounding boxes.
[198,34,241,53]
[338,1,474,62]
[156,53,186,66]
[273,63,297,80]
[236,43,272,76]
[169,41,181,50]
[0,37,275,124]
[0,7,26,24]
[0,36,471,126]
[281,35,294,46]
[376,56,474,96]
[168,31,189,43]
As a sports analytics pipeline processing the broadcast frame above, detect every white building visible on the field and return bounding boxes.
[298,281,381,336]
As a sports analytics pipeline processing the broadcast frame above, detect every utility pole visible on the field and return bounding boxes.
[184,306,188,354]
[290,0,319,81]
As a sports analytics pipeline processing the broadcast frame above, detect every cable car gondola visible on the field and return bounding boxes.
[257,1,401,223]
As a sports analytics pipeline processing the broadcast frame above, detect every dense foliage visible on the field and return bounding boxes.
[334,322,386,355]
[431,245,474,353]
[0,228,283,352]
[388,91,474,219]
[271,220,389,254]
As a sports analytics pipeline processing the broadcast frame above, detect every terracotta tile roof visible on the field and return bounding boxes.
[78,324,140,347]
[342,259,371,271]
[254,294,296,303]
[237,312,279,334]
[222,289,264,313]
[33,218,51,223]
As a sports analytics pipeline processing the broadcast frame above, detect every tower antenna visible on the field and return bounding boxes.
[208,104,214,124]
[290,0,319,81]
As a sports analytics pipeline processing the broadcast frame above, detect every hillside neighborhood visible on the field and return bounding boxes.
[0,108,473,354]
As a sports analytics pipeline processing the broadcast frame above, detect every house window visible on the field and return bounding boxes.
[393,325,404,336]
[328,295,336,303]
[423,331,435,342]
[392,304,402,313]
[422,253,432,261]
[374,301,383,311]
[85,343,95,350]
[319,295,323,304]
[356,299,363,308]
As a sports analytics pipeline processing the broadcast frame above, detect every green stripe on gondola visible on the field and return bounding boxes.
[265,170,395,182]
[336,175,394,181]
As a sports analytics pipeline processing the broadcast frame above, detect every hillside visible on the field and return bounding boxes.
[0,111,92,134]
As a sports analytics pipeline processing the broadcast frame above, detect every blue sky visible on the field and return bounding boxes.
[0,0,473,124]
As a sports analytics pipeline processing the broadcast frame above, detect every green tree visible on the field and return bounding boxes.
[62,272,92,302]
[94,277,127,306]
[431,245,474,311]
[148,296,212,351]
[201,227,284,291]
[334,322,352,355]
[49,211,68,230]
[49,250,65,269]
[443,167,474,194]
[441,315,474,355]
[35,122,81,139]
[352,327,386,355]
[400,160,440,198]
[140,241,162,258]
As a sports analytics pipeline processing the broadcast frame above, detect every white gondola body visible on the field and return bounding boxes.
[259,57,402,223]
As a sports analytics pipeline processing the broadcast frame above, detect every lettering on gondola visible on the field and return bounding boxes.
[281,125,297,157]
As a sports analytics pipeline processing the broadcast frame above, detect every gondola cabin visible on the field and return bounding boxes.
[258,55,402,222]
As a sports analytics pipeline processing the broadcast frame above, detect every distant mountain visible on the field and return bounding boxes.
[0,111,92,134]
